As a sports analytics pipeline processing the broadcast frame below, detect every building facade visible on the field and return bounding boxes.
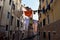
[38,0,60,40]
[0,0,22,31]
[38,0,60,27]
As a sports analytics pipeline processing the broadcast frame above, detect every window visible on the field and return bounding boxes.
[43,19,45,26]
[7,12,10,18]
[17,20,19,27]
[0,6,1,10]
[10,30,12,35]
[48,32,50,40]
[42,7,45,13]
[11,16,13,25]
[47,15,49,24]
[6,25,8,31]
[43,32,46,38]
[33,11,39,21]
[9,0,12,5]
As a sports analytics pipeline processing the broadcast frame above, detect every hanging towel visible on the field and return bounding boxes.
[24,10,32,17]
[32,11,39,21]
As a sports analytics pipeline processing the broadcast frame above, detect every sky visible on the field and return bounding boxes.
[21,0,40,10]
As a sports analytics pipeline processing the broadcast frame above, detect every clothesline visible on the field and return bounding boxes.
[20,9,43,11]
[19,9,48,13]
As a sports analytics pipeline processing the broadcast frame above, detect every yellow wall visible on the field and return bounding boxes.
[49,0,60,23]
[39,0,60,25]
[41,0,46,10]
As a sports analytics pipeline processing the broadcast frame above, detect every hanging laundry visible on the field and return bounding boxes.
[47,4,50,10]
[22,7,32,18]
[32,11,39,21]
[38,10,42,14]
[24,10,32,17]
[50,0,53,4]
[46,0,50,11]
[22,7,32,31]
[12,2,15,10]
[43,19,45,26]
